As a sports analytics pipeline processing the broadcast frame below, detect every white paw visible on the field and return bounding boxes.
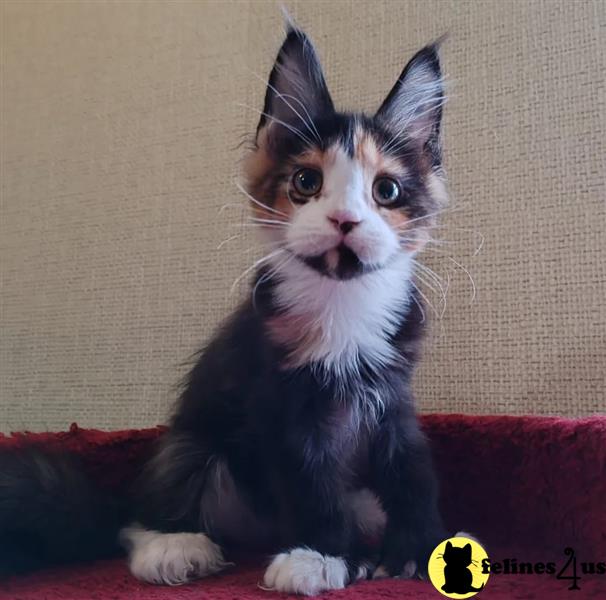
[120,525,228,585]
[263,548,348,596]
[356,563,371,580]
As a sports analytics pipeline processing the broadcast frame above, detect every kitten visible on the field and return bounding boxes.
[121,25,449,594]
[0,24,450,596]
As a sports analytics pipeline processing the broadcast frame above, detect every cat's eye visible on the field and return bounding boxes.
[372,177,401,207]
[292,168,323,198]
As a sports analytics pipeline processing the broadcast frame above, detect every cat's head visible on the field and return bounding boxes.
[244,26,447,281]
[443,541,473,566]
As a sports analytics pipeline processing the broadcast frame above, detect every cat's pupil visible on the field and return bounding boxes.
[378,180,397,200]
[298,170,319,191]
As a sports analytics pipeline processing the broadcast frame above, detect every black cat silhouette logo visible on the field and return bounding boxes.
[428,536,490,598]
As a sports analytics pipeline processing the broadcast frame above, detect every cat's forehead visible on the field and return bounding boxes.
[294,120,409,180]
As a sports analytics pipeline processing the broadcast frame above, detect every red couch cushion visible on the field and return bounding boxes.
[1,414,605,598]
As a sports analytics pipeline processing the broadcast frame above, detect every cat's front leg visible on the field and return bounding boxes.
[369,407,446,579]
[262,444,365,595]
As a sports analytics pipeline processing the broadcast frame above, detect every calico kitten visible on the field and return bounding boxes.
[0,24,450,596]
[121,25,449,594]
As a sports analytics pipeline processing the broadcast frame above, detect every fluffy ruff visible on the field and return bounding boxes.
[1,415,604,599]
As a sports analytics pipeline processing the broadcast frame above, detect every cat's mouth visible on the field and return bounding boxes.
[299,243,377,280]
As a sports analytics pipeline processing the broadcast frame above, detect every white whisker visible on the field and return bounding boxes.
[251,217,289,227]
[395,207,457,230]
[236,103,314,146]
[409,287,426,324]
[412,260,449,318]
[233,223,288,230]
[410,279,440,320]
[413,260,447,295]
[218,202,245,214]
[217,233,242,250]
[446,256,477,303]
[252,252,295,310]
[230,248,287,294]
[234,182,289,218]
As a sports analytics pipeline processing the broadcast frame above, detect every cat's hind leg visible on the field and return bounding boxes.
[121,433,231,585]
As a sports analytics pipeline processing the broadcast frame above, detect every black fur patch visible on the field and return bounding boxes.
[0,447,127,575]
[130,277,445,575]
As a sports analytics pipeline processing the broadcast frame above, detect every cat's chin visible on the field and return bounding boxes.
[298,244,381,280]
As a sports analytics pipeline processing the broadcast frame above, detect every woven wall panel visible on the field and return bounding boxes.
[1,0,604,431]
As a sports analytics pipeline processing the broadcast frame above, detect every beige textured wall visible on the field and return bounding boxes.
[1,0,604,432]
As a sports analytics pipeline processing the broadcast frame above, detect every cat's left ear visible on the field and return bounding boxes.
[376,41,446,160]
[257,26,334,142]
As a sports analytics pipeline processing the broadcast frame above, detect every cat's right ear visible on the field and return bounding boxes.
[256,26,334,143]
[445,541,453,550]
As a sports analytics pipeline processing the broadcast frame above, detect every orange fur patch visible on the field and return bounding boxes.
[354,128,408,210]
[266,313,324,370]
[243,123,445,246]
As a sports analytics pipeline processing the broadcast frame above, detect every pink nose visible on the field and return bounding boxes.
[327,210,361,235]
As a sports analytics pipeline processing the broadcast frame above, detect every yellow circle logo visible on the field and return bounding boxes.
[428,536,490,598]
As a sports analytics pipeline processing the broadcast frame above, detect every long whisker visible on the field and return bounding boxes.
[218,202,246,214]
[217,233,242,250]
[250,217,289,226]
[399,235,453,248]
[413,260,447,295]
[252,251,295,310]
[395,207,457,230]
[409,285,426,324]
[413,269,444,300]
[236,103,314,146]
[412,263,449,318]
[422,246,477,304]
[233,223,288,230]
[410,279,440,320]
[439,226,485,256]
[447,256,476,303]
[234,182,289,218]
[230,248,287,294]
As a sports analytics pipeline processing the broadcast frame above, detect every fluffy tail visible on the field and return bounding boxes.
[0,445,129,575]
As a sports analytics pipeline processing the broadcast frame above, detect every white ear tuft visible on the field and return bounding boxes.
[257,27,334,142]
[376,41,447,161]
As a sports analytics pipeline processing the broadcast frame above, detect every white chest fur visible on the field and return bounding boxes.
[267,253,412,375]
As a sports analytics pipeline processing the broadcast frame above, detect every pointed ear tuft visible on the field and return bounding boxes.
[280,5,299,35]
[376,39,447,161]
[257,28,334,142]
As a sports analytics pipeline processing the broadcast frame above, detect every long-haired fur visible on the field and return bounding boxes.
[0,22,450,595]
